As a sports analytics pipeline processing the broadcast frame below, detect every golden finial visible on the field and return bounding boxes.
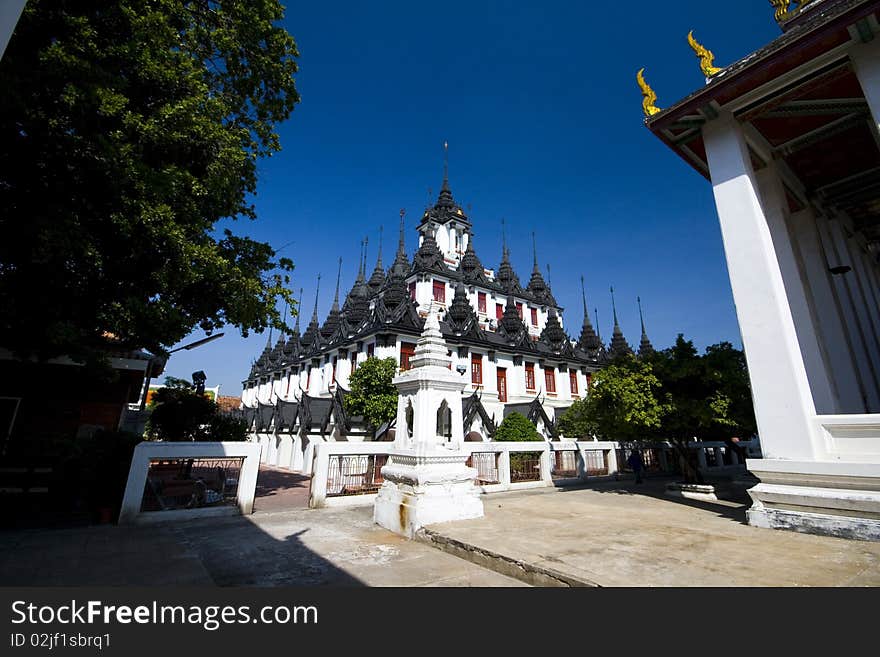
[687,31,722,77]
[769,0,790,23]
[636,68,661,118]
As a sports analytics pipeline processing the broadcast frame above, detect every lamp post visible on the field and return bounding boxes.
[139,333,225,410]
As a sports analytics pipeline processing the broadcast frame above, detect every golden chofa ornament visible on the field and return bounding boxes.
[637,68,661,118]
[770,0,816,24]
[687,30,722,77]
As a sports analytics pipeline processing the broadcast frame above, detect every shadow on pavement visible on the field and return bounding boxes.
[555,475,751,526]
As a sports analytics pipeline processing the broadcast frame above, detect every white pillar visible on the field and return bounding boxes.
[788,208,864,413]
[702,113,824,460]
[851,38,880,132]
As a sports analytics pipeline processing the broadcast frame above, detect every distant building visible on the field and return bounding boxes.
[241,163,651,441]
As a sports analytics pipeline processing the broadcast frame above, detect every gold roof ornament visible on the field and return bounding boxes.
[637,68,661,118]
[770,0,816,25]
[687,30,723,77]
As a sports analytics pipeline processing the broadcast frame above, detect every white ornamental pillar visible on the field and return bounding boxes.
[374,304,484,537]
[702,113,824,460]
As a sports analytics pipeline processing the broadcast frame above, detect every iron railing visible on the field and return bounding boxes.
[326,454,388,497]
[141,457,243,512]
[509,451,542,482]
[582,449,609,476]
[551,450,579,479]
[467,452,501,485]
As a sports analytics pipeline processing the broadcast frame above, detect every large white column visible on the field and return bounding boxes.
[702,113,824,460]
[851,38,880,132]
[756,164,837,416]
[788,208,865,412]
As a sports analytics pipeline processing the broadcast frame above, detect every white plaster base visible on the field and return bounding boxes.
[665,482,719,502]
[373,450,484,538]
[746,482,880,541]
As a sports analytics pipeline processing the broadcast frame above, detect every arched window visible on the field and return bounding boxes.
[405,399,414,439]
[437,399,452,439]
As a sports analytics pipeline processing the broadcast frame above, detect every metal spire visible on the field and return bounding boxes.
[581,276,588,315]
[357,238,366,280]
[611,286,620,327]
[501,217,508,258]
[546,263,552,288]
[398,209,406,255]
[377,225,384,266]
[332,257,342,310]
[311,274,321,322]
[595,307,602,342]
[638,296,647,335]
[294,287,303,332]
[442,140,449,190]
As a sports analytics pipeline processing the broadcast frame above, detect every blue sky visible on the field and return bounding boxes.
[164,1,782,395]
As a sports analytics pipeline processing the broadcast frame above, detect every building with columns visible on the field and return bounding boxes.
[241,165,652,442]
[645,0,880,539]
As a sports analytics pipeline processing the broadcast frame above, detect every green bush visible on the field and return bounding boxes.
[494,412,543,442]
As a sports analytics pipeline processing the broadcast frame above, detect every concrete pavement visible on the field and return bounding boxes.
[422,477,880,587]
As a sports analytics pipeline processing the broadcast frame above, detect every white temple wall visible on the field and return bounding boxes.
[787,207,864,413]
[821,216,880,410]
[755,163,838,417]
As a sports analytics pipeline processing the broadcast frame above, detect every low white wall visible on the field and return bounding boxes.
[308,440,619,509]
[119,441,263,525]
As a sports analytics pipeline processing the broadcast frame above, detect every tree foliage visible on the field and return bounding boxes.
[0,0,300,364]
[146,377,247,441]
[558,356,666,442]
[494,412,543,442]
[344,357,399,430]
[556,336,757,482]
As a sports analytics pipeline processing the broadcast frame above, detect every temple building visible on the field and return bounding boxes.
[643,0,880,539]
[240,161,642,442]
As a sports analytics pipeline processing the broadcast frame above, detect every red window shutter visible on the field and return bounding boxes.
[400,342,416,371]
[496,303,504,320]
[530,308,538,326]
[350,352,357,373]
[367,343,375,358]
[432,280,445,303]
[569,371,578,395]
[544,368,556,393]
[478,292,487,314]
[516,303,523,318]
[471,354,483,385]
[497,368,507,402]
[586,373,592,390]
[408,281,416,300]
[525,363,535,390]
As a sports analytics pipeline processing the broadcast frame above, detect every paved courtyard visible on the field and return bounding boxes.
[1,475,878,587]
[424,478,880,587]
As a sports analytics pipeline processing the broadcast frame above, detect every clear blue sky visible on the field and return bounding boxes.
[164,1,782,396]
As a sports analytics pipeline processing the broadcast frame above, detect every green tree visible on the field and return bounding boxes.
[0,1,300,365]
[146,377,246,441]
[648,335,756,483]
[344,357,399,432]
[558,356,666,443]
[494,412,543,442]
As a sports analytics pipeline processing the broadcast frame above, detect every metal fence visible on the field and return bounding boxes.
[551,450,579,479]
[467,452,500,485]
[141,457,244,512]
[326,454,388,497]
[509,451,542,482]
[582,449,609,476]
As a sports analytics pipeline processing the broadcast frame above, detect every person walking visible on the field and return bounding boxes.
[627,449,645,484]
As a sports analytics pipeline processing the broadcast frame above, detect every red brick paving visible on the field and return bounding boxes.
[253,464,311,511]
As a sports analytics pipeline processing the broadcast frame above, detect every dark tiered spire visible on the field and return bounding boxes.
[540,308,569,351]
[413,229,446,273]
[458,232,489,283]
[300,274,321,348]
[525,232,556,306]
[637,296,655,358]
[577,276,601,354]
[608,286,633,358]
[498,294,526,337]
[436,141,455,209]
[368,226,386,292]
[496,220,523,294]
[388,209,411,280]
[321,258,343,339]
